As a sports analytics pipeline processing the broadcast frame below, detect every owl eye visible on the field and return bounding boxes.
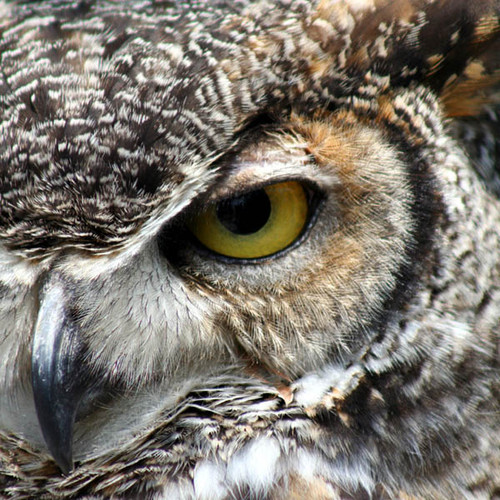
[187,180,310,260]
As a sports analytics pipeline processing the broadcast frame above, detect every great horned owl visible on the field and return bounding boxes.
[0,0,499,498]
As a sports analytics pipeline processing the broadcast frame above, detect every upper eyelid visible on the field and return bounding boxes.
[184,132,324,210]
[201,154,324,204]
[197,176,323,209]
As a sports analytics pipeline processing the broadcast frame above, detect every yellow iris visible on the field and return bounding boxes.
[188,181,308,259]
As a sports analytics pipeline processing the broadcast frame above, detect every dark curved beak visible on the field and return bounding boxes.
[31,275,91,474]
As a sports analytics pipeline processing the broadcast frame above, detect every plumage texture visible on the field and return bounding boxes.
[0,0,499,498]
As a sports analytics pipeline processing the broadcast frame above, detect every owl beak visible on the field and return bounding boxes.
[31,275,91,475]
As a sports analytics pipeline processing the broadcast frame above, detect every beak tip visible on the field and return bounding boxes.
[51,449,73,475]
[34,398,75,475]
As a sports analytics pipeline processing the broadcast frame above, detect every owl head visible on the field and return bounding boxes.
[0,0,499,497]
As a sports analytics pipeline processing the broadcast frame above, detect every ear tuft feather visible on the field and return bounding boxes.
[433,9,500,117]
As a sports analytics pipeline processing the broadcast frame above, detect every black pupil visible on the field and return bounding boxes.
[216,189,271,235]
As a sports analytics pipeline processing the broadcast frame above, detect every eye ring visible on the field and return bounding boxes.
[187,180,316,261]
